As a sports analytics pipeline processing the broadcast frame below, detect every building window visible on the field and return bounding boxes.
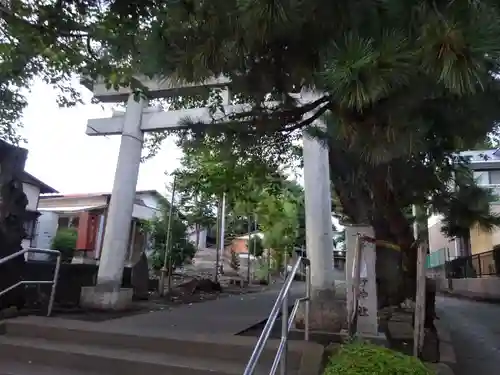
[58,217,70,229]
[473,171,490,185]
[489,170,500,185]
[23,218,36,240]
[58,216,80,229]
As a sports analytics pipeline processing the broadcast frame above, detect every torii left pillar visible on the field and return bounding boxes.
[80,94,146,310]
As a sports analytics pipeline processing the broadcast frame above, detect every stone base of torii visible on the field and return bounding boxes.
[80,77,337,311]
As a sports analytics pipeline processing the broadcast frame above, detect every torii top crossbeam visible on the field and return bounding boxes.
[86,101,280,136]
[82,75,231,103]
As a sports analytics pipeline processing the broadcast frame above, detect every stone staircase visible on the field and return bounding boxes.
[182,246,259,282]
[0,317,323,375]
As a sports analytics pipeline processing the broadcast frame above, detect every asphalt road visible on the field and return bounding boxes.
[436,295,500,375]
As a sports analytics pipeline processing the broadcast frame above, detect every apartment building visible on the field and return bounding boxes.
[428,149,500,266]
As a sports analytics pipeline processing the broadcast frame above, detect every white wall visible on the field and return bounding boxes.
[30,211,59,261]
[134,192,161,220]
[132,203,158,221]
[136,192,161,210]
[22,183,41,257]
[188,227,207,249]
[34,211,59,250]
[22,183,40,212]
[21,239,31,251]
[440,277,500,301]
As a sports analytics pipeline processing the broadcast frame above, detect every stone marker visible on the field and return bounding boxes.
[131,252,150,300]
[345,224,379,336]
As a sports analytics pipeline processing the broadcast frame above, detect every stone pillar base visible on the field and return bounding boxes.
[71,255,98,265]
[295,288,347,332]
[80,287,133,311]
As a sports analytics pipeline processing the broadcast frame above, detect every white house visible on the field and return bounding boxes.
[21,171,58,254]
[35,190,163,264]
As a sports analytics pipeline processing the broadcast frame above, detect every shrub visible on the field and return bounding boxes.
[51,228,77,262]
[254,259,270,283]
[150,241,197,271]
[323,341,433,375]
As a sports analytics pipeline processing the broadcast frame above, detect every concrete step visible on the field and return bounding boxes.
[0,336,274,375]
[0,361,103,375]
[1,318,296,367]
[0,317,324,375]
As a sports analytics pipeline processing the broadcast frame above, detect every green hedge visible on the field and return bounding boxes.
[324,341,434,375]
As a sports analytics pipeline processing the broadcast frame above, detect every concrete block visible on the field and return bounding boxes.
[339,329,389,346]
[80,287,133,311]
[71,256,98,265]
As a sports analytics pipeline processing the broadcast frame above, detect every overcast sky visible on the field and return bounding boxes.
[20,79,308,197]
[20,80,182,195]
[19,80,344,232]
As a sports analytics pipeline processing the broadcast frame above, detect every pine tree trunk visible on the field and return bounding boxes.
[0,142,28,312]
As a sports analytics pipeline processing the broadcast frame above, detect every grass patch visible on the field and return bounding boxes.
[323,341,434,375]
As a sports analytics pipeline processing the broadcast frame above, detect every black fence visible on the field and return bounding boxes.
[0,260,136,312]
[446,248,500,279]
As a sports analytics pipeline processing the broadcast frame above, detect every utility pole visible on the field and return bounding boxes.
[253,213,258,284]
[219,193,227,278]
[215,193,226,283]
[246,215,252,284]
[159,175,176,296]
[214,198,221,283]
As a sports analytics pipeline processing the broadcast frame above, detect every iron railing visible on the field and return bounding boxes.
[445,248,500,278]
[243,256,311,375]
[0,248,61,316]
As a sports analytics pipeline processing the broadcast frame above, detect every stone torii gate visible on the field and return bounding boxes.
[80,77,336,310]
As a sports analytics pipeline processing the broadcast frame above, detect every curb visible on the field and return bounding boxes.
[435,319,457,375]
[438,291,500,305]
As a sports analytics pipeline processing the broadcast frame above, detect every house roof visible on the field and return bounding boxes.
[22,171,58,194]
[40,189,163,200]
[38,204,107,213]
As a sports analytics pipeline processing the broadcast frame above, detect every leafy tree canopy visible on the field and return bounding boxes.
[3,1,500,246]
[4,1,500,148]
[173,128,305,251]
[4,0,500,294]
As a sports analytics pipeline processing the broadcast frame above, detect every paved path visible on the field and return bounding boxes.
[103,282,308,335]
[436,295,500,375]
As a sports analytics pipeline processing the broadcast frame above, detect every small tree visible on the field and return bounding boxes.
[230,249,240,272]
[254,259,271,285]
[147,196,198,272]
[51,228,77,262]
[248,236,264,258]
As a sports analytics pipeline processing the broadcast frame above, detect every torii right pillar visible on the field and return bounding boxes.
[301,126,346,332]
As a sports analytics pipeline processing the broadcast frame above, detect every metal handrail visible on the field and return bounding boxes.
[0,248,61,317]
[243,256,311,375]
